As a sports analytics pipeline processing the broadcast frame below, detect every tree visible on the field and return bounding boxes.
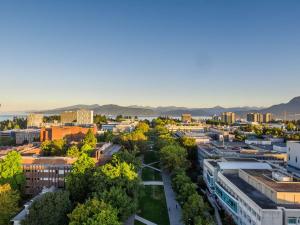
[160,145,189,171]
[0,151,25,191]
[41,139,66,156]
[135,122,150,133]
[23,191,71,225]
[81,143,93,155]
[180,136,197,160]
[66,154,95,203]
[68,198,121,225]
[0,184,20,225]
[83,129,97,148]
[67,145,80,158]
[96,186,137,221]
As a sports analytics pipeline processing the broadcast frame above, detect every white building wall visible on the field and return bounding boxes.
[287,141,300,169]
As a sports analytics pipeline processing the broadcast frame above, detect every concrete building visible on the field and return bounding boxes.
[27,114,43,128]
[181,114,192,123]
[287,141,300,169]
[221,112,236,124]
[22,156,76,195]
[247,113,263,123]
[15,129,40,145]
[61,109,93,125]
[263,113,273,123]
[40,125,97,142]
[203,158,300,225]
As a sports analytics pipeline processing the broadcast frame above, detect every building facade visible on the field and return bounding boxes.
[40,125,97,142]
[247,113,263,123]
[15,129,40,145]
[27,114,43,128]
[61,109,93,125]
[203,159,300,225]
[221,112,236,124]
[287,141,300,169]
[263,113,273,123]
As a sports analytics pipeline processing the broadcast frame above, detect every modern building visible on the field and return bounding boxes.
[27,114,43,128]
[247,113,263,123]
[263,113,273,123]
[40,125,97,142]
[181,114,192,123]
[287,141,300,169]
[203,158,300,225]
[61,109,93,125]
[15,129,40,145]
[22,156,77,195]
[221,112,236,124]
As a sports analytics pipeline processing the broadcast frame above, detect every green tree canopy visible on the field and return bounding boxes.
[0,151,25,191]
[83,129,97,148]
[68,198,121,225]
[41,139,67,156]
[160,145,189,171]
[66,154,95,203]
[23,191,71,225]
[0,183,20,225]
[67,145,80,158]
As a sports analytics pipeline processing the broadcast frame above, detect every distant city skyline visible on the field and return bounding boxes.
[0,1,300,111]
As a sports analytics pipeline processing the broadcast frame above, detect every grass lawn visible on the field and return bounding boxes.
[142,167,162,181]
[144,151,160,165]
[137,186,170,225]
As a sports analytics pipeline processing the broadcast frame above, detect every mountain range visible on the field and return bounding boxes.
[35,96,300,119]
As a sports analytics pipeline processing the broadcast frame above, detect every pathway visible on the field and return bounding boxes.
[142,181,164,186]
[142,164,162,172]
[162,171,184,225]
[135,215,158,225]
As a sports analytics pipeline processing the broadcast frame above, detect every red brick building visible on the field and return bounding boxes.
[40,125,97,142]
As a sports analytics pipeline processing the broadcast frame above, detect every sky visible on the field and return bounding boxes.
[0,0,300,112]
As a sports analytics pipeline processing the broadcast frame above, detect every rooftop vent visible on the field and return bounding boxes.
[272,171,293,182]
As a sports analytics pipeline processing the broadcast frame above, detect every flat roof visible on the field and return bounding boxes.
[218,162,272,170]
[224,173,278,209]
[242,169,300,192]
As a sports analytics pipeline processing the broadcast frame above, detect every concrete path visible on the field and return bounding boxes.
[135,215,157,225]
[142,164,161,172]
[124,215,135,225]
[146,161,160,166]
[142,181,164,186]
[162,171,183,225]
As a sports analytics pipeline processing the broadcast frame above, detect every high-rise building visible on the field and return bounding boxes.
[263,113,273,123]
[221,112,236,124]
[181,114,192,123]
[247,113,263,123]
[27,114,44,128]
[61,109,93,125]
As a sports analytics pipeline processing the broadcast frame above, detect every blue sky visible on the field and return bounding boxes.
[0,0,300,111]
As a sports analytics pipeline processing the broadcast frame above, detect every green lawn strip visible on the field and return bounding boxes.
[144,151,160,165]
[134,220,146,225]
[137,186,170,225]
[142,167,162,181]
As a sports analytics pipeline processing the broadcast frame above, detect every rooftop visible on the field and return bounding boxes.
[242,169,300,192]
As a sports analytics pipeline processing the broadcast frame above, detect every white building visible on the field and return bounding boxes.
[287,141,300,169]
[203,158,300,225]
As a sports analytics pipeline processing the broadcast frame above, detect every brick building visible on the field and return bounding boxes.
[40,125,97,142]
[22,156,77,195]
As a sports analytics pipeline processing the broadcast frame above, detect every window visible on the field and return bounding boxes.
[296,157,298,163]
[288,217,297,224]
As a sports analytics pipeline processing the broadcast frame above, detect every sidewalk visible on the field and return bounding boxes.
[161,171,183,225]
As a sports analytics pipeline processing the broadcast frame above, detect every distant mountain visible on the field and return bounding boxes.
[34,96,300,119]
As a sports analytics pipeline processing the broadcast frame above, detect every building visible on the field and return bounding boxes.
[221,112,236,124]
[61,109,93,125]
[181,114,192,123]
[287,141,300,169]
[263,113,273,123]
[15,129,40,145]
[101,121,138,133]
[27,114,43,128]
[22,156,77,195]
[40,125,97,142]
[203,158,300,225]
[247,113,263,123]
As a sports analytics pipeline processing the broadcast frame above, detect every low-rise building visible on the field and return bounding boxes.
[40,125,97,142]
[287,141,300,170]
[15,129,40,145]
[203,158,300,225]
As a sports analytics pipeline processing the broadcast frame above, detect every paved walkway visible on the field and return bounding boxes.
[142,164,161,172]
[135,215,157,225]
[162,171,183,225]
[207,194,223,225]
[142,181,164,186]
